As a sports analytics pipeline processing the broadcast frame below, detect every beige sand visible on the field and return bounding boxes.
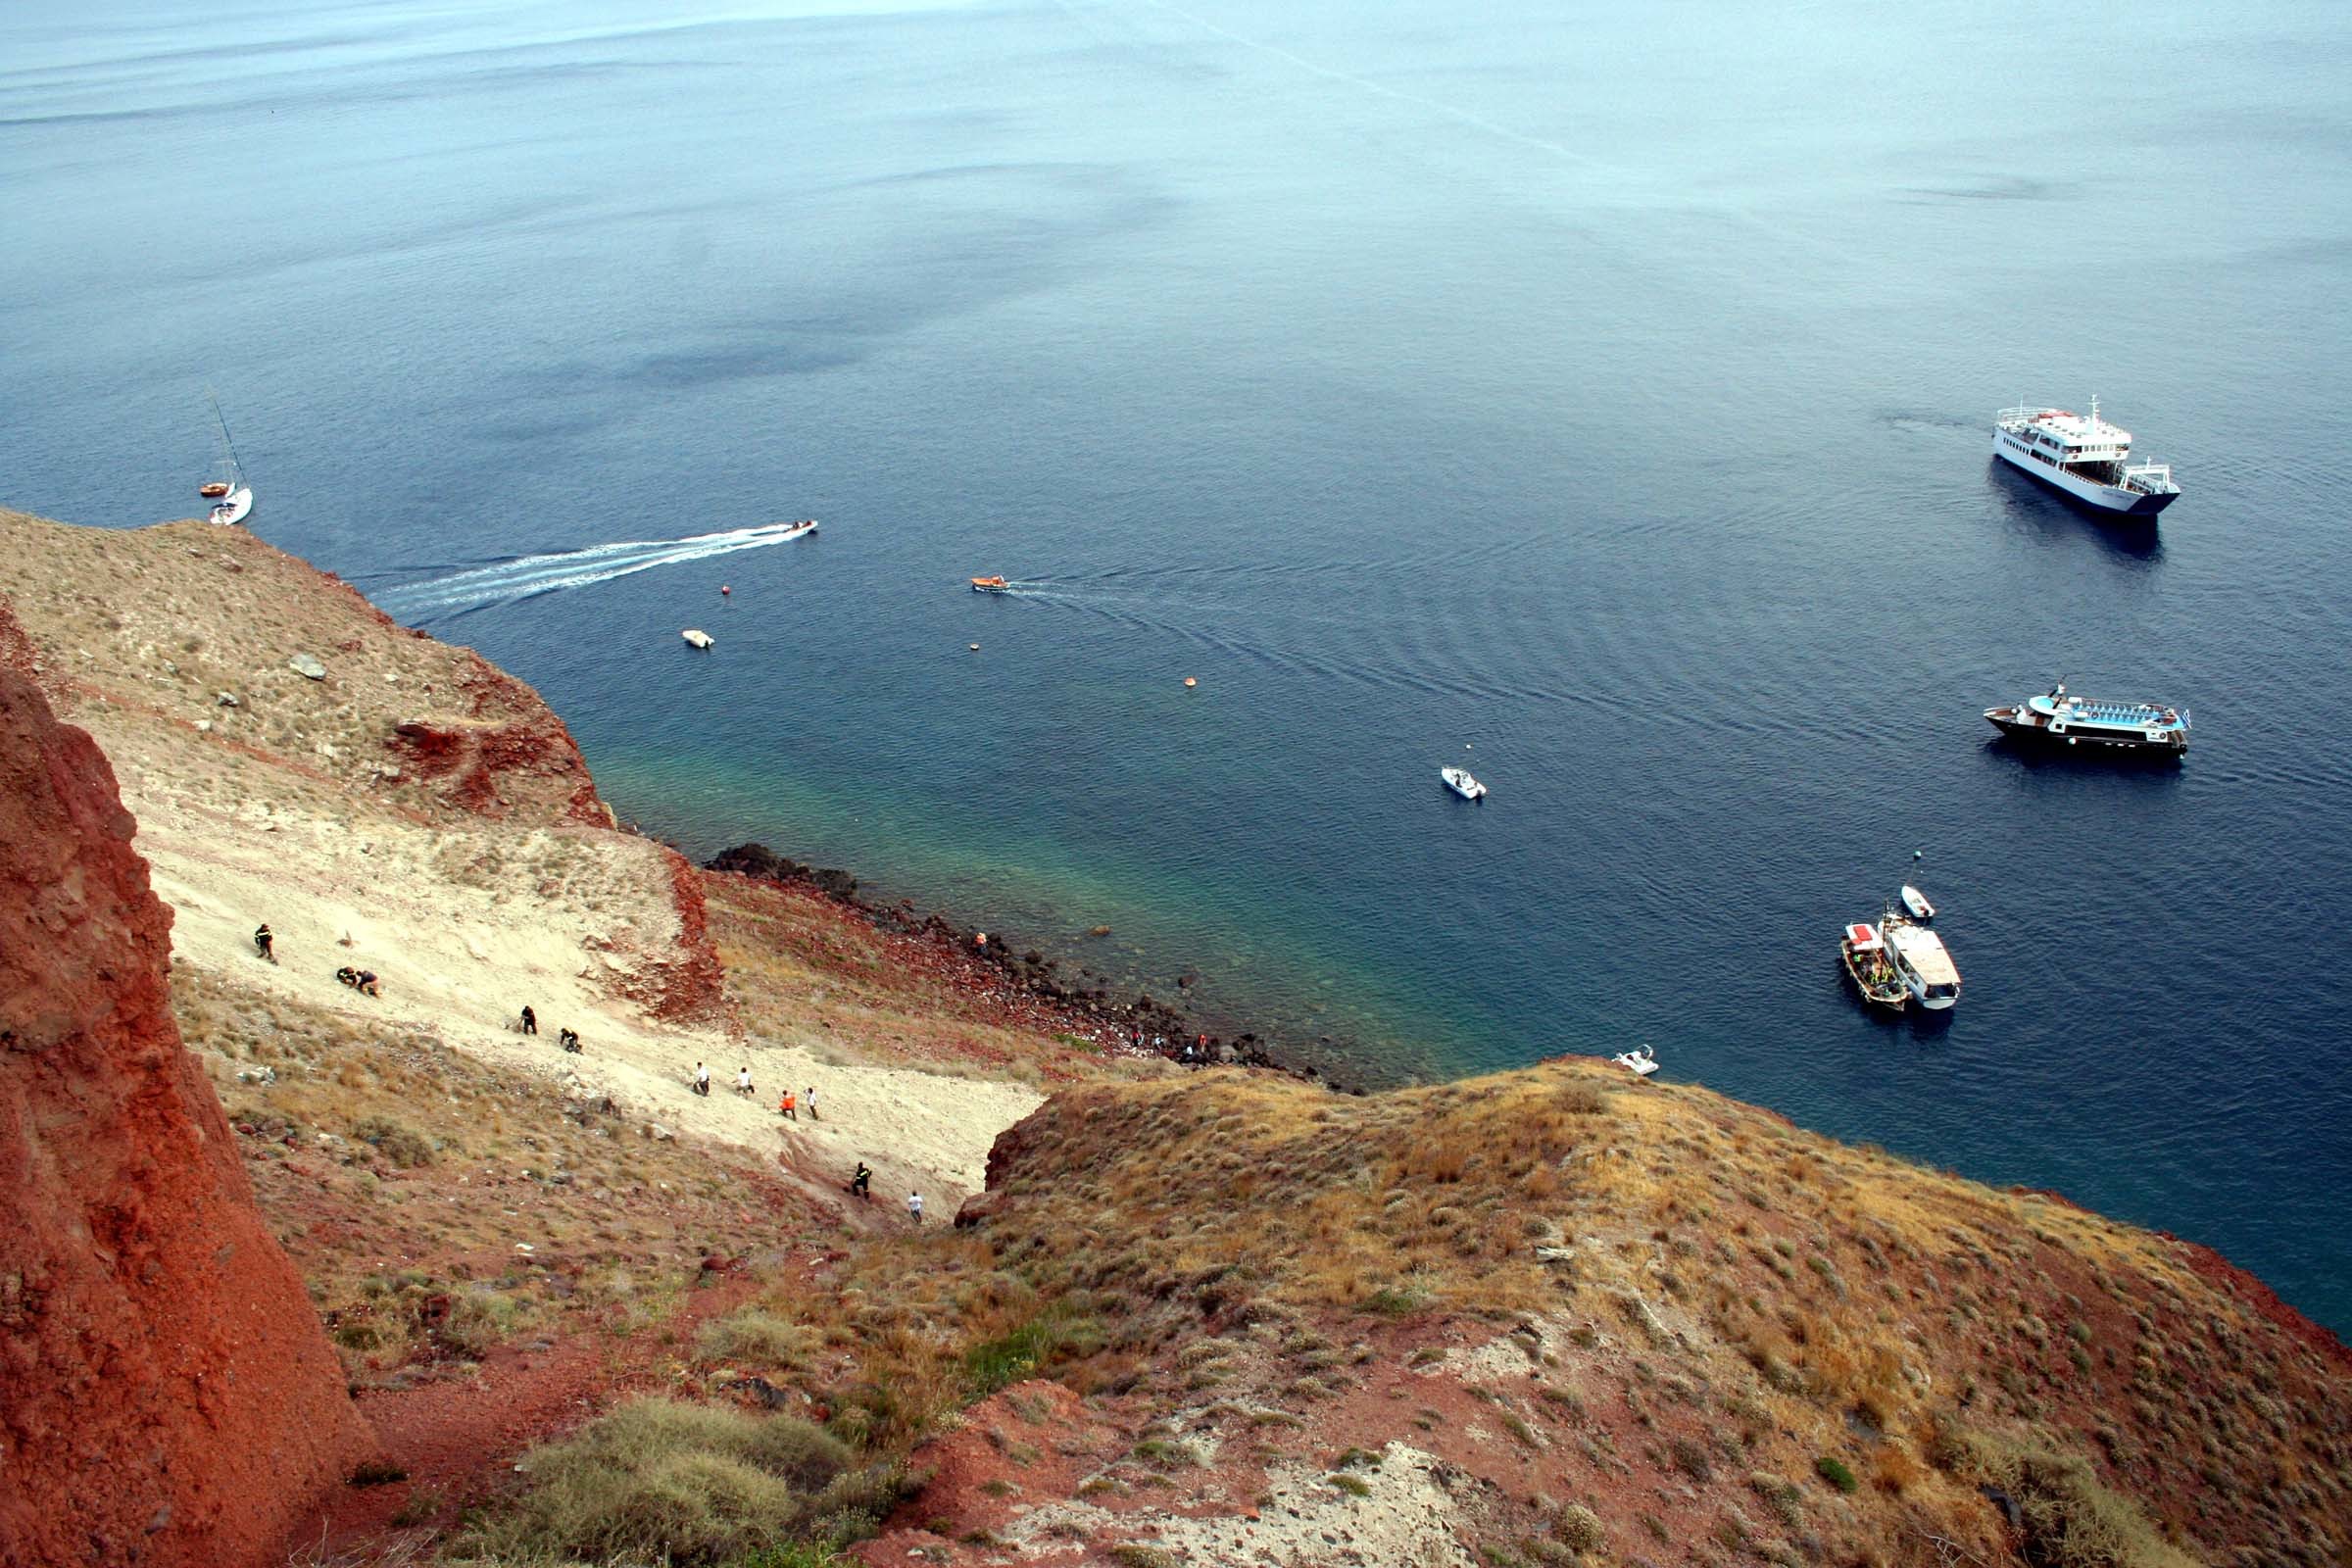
[116,727,1038,1200]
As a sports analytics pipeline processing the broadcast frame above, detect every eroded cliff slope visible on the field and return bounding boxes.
[0,662,374,1568]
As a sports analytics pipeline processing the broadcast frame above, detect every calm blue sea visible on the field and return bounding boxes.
[8,0,2350,1333]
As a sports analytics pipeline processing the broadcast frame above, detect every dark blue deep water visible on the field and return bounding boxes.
[8,0,2351,1333]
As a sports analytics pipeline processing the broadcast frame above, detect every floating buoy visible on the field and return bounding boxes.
[720,584,731,596]
[1183,676,1198,688]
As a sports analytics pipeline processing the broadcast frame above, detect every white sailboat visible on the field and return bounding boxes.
[201,390,253,526]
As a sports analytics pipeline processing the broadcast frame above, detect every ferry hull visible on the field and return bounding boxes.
[1992,433,2178,515]
[1984,710,2187,759]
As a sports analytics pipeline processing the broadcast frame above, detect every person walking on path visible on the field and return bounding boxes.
[804,1086,819,1122]
[778,1090,798,1121]
[520,1005,537,1036]
[906,1191,924,1226]
[254,924,275,963]
[693,1061,710,1097]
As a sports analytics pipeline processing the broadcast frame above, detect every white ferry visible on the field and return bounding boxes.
[1879,911,1960,1010]
[1991,398,2180,515]
[1984,680,2188,759]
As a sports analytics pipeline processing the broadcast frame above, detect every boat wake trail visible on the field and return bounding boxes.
[373,522,813,617]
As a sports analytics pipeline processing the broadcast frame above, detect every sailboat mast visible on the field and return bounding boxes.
[210,391,244,479]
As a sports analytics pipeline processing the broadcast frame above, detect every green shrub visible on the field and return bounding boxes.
[1814,1455,1858,1494]
[465,1396,855,1564]
[1362,1284,1435,1317]
[1554,1502,1605,1550]
[697,1309,816,1369]
[965,1317,1066,1396]
[1957,1430,2200,1568]
[352,1114,435,1168]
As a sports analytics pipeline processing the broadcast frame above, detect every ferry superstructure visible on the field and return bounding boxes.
[1984,681,2188,758]
[1992,398,2180,515]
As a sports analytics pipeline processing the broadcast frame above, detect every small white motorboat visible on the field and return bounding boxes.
[681,628,714,649]
[1611,1045,1658,1077]
[1441,765,1487,801]
[1899,884,1936,921]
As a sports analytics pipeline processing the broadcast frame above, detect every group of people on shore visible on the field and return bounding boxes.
[517,1005,583,1053]
[688,1061,819,1123]
[843,1161,921,1225]
[255,922,380,996]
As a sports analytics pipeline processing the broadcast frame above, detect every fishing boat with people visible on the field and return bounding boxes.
[200,389,253,526]
[1984,680,2188,758]
[1441,765,1487,802]
[970,575,1011,594]
[1991,397,2180,515]
[1879,911,1961,1010]
[1839,920,1910,1011]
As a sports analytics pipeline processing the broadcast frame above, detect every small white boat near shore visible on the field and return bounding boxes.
[201,389,253,526]
[1611,1045,1658,1077]
[1441,765,1487,801]
[1900,884,1936,921]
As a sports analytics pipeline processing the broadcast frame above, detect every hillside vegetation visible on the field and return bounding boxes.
[4,510,2345,1568]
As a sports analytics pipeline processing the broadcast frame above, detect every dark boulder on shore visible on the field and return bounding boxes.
[707,842,858,901]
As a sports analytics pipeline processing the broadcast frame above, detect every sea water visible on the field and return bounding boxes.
[7,0,2350,1331]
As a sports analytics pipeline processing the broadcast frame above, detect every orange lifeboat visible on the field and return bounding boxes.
[970,575,1010,594]
[199,481,231,498]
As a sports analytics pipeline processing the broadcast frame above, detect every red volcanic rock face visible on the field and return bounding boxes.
[385,652,610,825]
[0,660,375,1568]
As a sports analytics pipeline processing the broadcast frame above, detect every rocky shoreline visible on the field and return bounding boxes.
[701,842,1382,1093]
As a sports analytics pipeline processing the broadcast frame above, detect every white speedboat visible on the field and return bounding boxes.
[681,628,713,649]
[1880,911,1961,1010]
[1441,765,1487,801]
[1899,885,1936,921]
[1991,398,2179,515]
[202,389,254,526]
[1611,1046,1658,1077]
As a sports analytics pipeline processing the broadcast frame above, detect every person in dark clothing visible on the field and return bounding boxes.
[335,965,358,988]
[355,970,378,997]
[254,924,275,962]
[559,1027,581,1053]
[520,1005,538,1036]
[849,1162,872,1200]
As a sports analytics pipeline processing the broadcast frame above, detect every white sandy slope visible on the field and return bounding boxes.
[101,725,1040,1202]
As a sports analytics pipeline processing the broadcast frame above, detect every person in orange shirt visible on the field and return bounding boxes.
[778,1090,798,1121]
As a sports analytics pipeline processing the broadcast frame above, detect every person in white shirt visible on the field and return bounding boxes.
[805,1086,819,1122]
[735,1066,754,1097]
[906,1192,923,1225]
[693,1061,710,1097]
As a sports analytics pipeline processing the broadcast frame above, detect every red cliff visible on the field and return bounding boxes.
[0,661,375,1567]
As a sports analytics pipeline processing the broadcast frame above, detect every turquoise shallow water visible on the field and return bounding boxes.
[7,0,2351,1333]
